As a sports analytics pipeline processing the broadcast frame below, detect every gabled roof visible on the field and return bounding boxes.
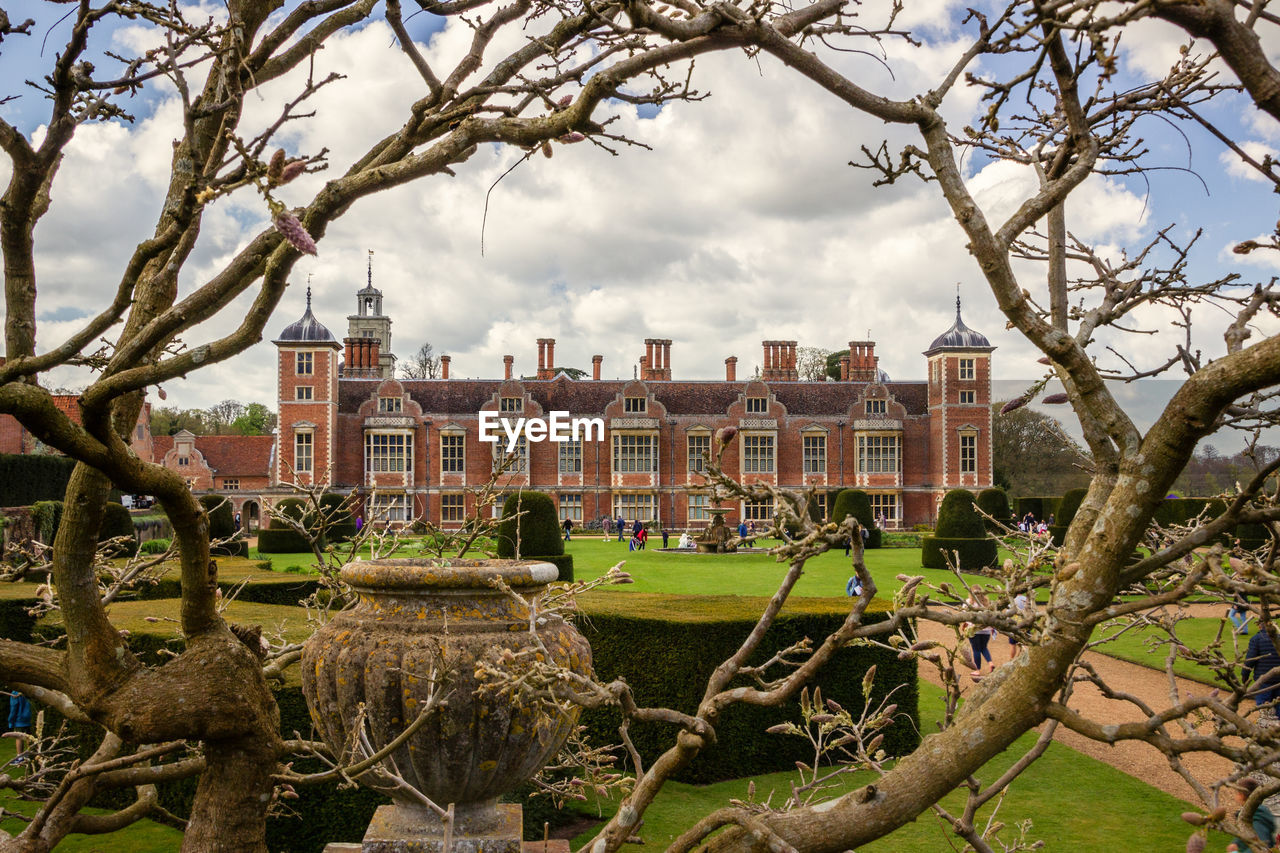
[153,434,274,476]
[339,378,929,418]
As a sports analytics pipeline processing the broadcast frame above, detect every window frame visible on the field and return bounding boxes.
[296,386,314,401]
[857,433,900,474]
[687,433,711,473]
[558,439,583,474]
[440,433,465,474]
[365,432,412,474]
[959,431,977,474]
[802,433,826,475]
[742,434,775,474]
[958,358,975,380]
[441,493,465,523]
[958,390,975,405]
[296,351,314,376]
[745,397,768,414]
[623,396,647,414]
[612,433,657,473]
[294,431,314,474]
[378,396,403,413]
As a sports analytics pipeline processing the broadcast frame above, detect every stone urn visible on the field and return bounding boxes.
[302,558,592,853]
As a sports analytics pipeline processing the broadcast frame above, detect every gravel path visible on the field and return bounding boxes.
[912,618,1236,804]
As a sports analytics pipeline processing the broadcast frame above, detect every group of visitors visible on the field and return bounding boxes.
[1017,512,1054,536]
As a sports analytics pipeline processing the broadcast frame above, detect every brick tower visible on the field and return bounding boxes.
[925,294,995,504]
[274,287,342,487]
[347,250,396,379]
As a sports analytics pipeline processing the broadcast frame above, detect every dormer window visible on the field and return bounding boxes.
[746,397,768,414]
[866,399,887,415]
[378,396,403,413]
[500,396,523,413]
[624,397,647,414]
[178,456,189,466]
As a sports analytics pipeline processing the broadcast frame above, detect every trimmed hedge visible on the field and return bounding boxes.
[936,489,985,539]
[1015,496,1059,522]
[496,492,564,559]
[0,455,78,506]
[575,592,918,784]
[257,498,321,553]
[924,490,997,571]
[921,536,999,571]
[830,489,882,549]
[319,493,357,543]
[199,494,249,557]
[1049,487,1088,546]
[531,553,574,583]
[99,502,138,557]
[976,488,1012,533]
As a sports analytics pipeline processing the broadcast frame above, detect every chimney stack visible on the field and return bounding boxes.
[839,354,851,382]
[725,356,738,381]
[441,355,451,380]
[536,338,556,380]
[847,340,879,383]
[503,354,514,380]
[592,354,603,380]
[761,340,798,381]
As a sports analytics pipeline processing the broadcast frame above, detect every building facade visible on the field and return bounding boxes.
[269,282,995,529]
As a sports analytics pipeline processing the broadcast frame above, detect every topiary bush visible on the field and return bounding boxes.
[923,489,997,571]
[495,492,564,559]
[830,489,882,549]
[318,493,357,542]
[99,501,139,557]
[976,487,1012,533]
[256,498,319,553]
[1049,487,1088,545]
[199,494,248,557]
[935,489,986,538]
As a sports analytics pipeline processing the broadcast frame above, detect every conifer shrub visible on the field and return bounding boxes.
[830,489,882,548]
[198,494,248,557]
[923,489,997,570]
[99,502,138,557]
[319,493,357,542]
[976,487,1012,532]
[1049,487,1088,545]
[496,492,564,558]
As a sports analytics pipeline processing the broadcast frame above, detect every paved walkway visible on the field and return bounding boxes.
[913,619,1235,804]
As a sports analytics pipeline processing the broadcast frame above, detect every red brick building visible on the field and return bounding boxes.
[270,284,994,529]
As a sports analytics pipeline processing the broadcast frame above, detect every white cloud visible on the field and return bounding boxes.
[0,5,1270,438]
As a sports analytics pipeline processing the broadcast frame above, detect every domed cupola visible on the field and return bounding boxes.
[275,287,338,345]
[924,295,993,355]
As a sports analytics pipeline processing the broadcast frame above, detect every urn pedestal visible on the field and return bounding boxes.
[304,559,591,853]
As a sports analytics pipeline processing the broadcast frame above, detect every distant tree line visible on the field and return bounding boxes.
[150,400,277,436]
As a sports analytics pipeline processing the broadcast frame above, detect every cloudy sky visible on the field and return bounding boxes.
[2,1,1278,448]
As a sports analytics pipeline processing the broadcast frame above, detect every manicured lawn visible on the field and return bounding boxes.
[565,538,962,599]
[0,739,183,851]
[567,680,1228,851]
[1094,614,1248,686]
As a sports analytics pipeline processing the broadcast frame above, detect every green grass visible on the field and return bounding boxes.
[1094,615,1247,685]
[0,738,183,851]
[565,538,964,599]
[566,680,1227,851]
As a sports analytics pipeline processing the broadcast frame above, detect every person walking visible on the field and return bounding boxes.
[6,689,31,759]
[1247,627,1280,723]
[963,592,997,680]
[562,517,573,541]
